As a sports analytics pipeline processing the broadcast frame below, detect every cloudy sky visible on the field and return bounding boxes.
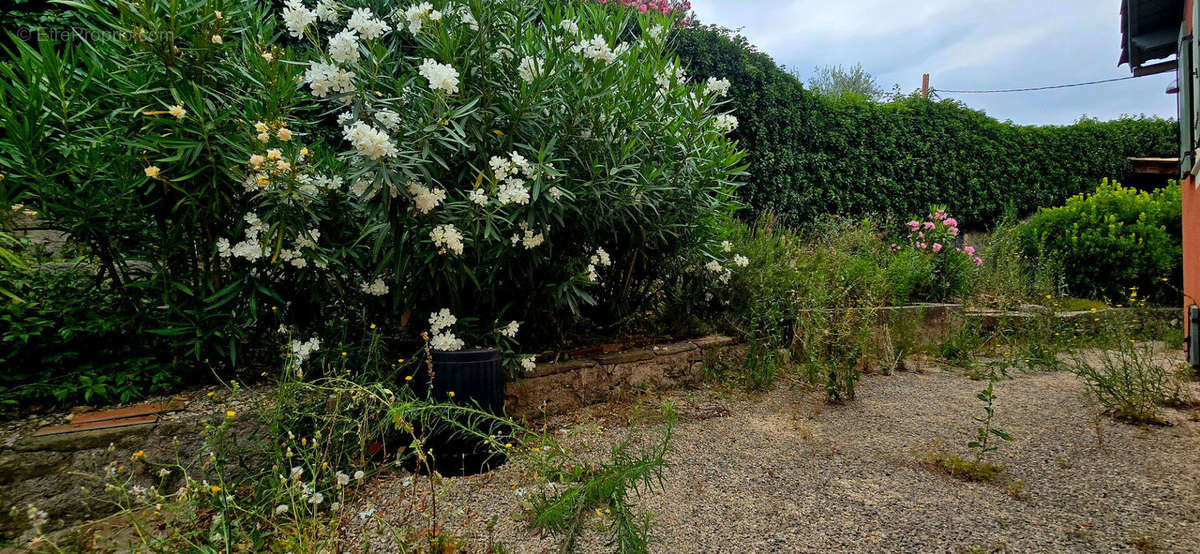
[688,0,1178,125]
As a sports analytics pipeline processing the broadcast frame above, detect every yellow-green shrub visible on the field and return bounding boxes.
[1017,180,1181,302]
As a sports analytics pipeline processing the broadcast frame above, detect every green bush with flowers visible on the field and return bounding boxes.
[267,0,745,362]
[1017,179,1181,303]
[887,207,979,303]
[0,0,746,405]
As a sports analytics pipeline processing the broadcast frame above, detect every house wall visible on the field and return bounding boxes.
[1185,176,1199,351]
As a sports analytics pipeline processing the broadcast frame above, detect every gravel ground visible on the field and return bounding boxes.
[347,360,1200,553]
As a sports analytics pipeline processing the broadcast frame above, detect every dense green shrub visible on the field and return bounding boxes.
[0,0,747,408]
[0,266,179,411]
[1016,180,1181,302]
[671,25,1178,226]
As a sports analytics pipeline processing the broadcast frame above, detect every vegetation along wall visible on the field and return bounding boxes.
[671,25,1180,227]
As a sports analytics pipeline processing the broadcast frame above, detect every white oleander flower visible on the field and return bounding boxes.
[510,224,545,249]
[328,29,360,64]
[734,254,749,268]
[489,155,515,181]
[375,109,400,130]
[430,331,464,351]
[304,62,355,97]
[646,24,665,40]
[501,320,520,338]
[167,104,186,119]
[497,182,530,205]
[282,0,316,38]
[314,0,338,22]
[429,224,464,255]
[705,77,732,97]
[518,55,543,83]
[721,240,732,252]
[407,182,446,214]
[574,35,618,64]
[455,6,478,30]
[418,58,459,94]
[705,260,723,273]
[468,188,488,206]
[342,121,397,160]
[404,2,436,34]
[656,62,686,92]
[429,308,457,332]
[520,356,536,373]
[216,238,232,258]
[548,186,563,201]
[360,278,389,296]
[714,114,739,133]
[559,19,578,35]
[589,247,611,267]
[347,8,390,39]
[586,263,599,282]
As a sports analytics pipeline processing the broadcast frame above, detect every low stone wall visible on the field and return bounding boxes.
[0,395,261,544]
[506,335,740,418]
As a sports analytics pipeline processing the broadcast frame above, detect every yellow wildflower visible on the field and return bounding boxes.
[225,410,236,418]
[144,166,160,178]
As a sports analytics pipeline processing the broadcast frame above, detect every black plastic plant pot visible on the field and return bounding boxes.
[420,348,509,476]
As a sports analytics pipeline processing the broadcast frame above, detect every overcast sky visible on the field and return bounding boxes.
[688,0,1179,126]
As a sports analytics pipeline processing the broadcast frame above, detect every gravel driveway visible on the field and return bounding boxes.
[350,363,1200,553]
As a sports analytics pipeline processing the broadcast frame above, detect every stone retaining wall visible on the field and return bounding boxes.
[506,335,740,418]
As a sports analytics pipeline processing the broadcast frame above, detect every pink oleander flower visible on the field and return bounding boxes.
[949,227,959,236]
[974,256,983,266]
[943,218,957,228]
[906,220,920,229]
[917,242,926,249]
[923,221,935,230]
[964,246,975,255]
[932,243,943,252]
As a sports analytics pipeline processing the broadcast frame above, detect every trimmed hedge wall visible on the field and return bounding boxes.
[673,26,1180,226]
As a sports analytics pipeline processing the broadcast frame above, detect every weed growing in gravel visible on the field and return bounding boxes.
[528,402,676,553]
[968,372,1011,463]
[1068,340,1187,424]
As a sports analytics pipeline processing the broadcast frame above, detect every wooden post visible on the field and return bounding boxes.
[921,73,930,99]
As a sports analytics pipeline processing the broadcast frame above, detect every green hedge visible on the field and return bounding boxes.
[672,26,1179,226]
[1016,180,1181,303]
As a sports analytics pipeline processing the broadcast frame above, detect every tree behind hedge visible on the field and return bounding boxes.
[672,25,1179,227]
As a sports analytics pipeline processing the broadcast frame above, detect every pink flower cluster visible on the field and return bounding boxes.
[595,0,694,21]
[899,208,982,266]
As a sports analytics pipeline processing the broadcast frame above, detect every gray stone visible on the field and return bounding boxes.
[13,422,157,452]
